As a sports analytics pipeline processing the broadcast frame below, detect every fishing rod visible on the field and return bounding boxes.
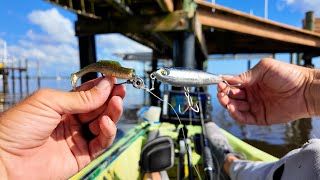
[197,88,215,180]
[177,111,195,180]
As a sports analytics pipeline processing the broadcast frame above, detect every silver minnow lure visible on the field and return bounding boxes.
[151,67,223,87]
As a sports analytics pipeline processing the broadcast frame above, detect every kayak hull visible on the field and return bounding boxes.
[70,122,278,180]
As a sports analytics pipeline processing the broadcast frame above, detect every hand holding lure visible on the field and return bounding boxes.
[70,61,204,179]
[150,67,241,113]
[70,60,145,90]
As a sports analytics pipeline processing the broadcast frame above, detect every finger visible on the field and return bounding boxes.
[89,116,117,159]
[77,84,125,123]
[87,96,123,135]
[110,84,126,99]
[32,77,115,115]
[77,103,107,124]
[221,75,245,87]
[78,85,126,123]
[105,96,123,124]
[228,99,250,112]
[89,119,100,136]
[217,82,246,100]
[73,77,113,92]
[64,115,91,169]
[227,104,258,125]
[217,91,230,107]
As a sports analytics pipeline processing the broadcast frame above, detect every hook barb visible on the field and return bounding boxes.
[178,87,200,114]
[190,103,199,113]
[178,104,189,114]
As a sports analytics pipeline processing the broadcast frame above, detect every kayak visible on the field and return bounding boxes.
[70,122,278,180]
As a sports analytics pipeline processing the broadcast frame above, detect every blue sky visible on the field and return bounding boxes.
[0,0,319,79]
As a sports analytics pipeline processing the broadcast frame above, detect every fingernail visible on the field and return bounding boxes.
[220,92,225,97]
[96,78,112,89]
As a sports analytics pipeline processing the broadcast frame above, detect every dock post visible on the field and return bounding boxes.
[11,67,15,94]
[19,60,23,95]
[290,53,295,64]
[172,32,196,92]
[150,52,160,106]
[25,59,29,95]
[296,53,302,66]
[3,68,8,94]
[37,61,41,89]
[173,32,196,68]
[304,11,315,31]
[77,16,97,84]
[303,55,314,68]
[303,11,315,67]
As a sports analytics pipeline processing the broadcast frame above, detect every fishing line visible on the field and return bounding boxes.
[142,87,203,180]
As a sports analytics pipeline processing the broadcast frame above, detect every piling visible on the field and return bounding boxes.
[3,68,8,94]
[296,53,302,66]
[0,60,28,95]
[304,11,315,31]
[77,22,97,84]
[19,60,23,95]
[150,53,160,106]
[11,67,15,94]
[303,11,315,67]
[247,60,251,70]
[25,59,29,95]
[37,61,41,89]
[290,53,294,64]
[173,32,196,68]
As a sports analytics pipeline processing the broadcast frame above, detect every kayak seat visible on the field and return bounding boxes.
[139,136,175,173]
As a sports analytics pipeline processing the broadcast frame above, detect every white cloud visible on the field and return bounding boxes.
[96,34,151,54]
[27,8,76,45]
[8,42,78,64]
[1,8,152,78]
[278,0,320,16]
[1,8,79,75]
[285,0,296,5]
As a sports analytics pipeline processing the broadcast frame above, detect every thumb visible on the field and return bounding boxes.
[34,77,114,115]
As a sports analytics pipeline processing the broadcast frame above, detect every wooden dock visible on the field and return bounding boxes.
[45,0,320,103]
[0,60,29,95]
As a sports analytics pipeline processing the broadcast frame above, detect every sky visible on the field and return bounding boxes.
[0,0,319,79]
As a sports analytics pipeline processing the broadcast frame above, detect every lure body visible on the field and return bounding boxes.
[152,67,223,87]
[71,60,136,90]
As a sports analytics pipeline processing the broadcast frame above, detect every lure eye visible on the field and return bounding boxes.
[160,68,169,76]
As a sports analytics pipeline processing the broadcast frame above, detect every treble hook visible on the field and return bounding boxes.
[178,87,199,114]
